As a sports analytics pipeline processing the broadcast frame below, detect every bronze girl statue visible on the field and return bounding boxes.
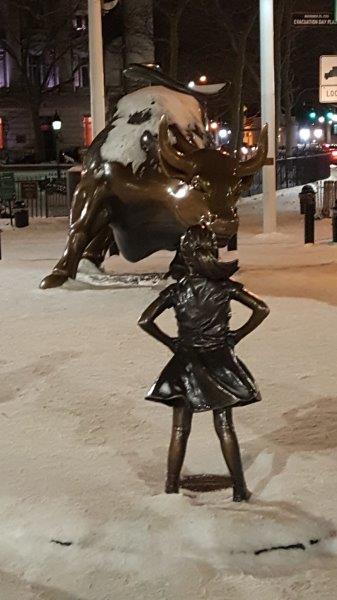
[138,223,269,502]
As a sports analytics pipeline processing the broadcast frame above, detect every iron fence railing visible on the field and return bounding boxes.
[243,153,331,196]
[0,165,70,218]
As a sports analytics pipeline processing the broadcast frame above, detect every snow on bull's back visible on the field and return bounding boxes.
[101,85,206,173]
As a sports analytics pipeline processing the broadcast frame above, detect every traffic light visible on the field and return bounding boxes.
[309,110,316,120]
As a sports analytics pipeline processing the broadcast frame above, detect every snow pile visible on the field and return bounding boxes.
[240,185,302,214]
[101,85,205,172]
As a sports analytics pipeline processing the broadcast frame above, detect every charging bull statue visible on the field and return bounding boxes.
[40,65,268,289]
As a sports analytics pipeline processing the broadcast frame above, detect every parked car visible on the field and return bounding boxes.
[322,143,337,165]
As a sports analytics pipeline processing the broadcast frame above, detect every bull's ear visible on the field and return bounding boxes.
[158,116,194,182]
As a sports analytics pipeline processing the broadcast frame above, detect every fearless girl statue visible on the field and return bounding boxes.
[138,222,269,502]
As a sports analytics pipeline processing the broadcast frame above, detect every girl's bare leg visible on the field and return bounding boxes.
[166,405,193,493]
[213,408,251,502]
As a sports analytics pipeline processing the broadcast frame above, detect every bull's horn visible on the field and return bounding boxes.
[237,124,268,176]
[158,116,194,180]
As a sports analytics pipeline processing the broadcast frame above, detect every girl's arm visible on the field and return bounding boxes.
[229,286,269,345]
[138,287,178,353]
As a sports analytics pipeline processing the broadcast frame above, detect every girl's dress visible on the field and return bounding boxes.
[146,276,261,412]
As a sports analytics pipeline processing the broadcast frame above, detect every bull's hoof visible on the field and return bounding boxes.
[39,272,69,289]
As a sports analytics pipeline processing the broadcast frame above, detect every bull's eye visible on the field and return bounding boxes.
[191,175,210,193]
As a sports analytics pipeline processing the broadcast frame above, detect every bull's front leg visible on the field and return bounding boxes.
[40,177,110,289]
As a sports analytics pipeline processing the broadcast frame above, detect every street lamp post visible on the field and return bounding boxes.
[52,111,62,178]
[88,0,106,138]
[260,0,277,233]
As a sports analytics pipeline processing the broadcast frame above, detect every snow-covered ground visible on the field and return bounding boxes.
[1,183,337,599]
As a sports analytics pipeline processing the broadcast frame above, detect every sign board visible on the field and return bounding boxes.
[293,13,336,26]
[320,56,337,102]
[21,181,38,201]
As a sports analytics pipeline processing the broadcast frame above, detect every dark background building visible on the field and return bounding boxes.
[0,0,154,162]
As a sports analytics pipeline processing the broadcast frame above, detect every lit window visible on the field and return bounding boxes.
[73,15,88,31]
[27,51,59,88]
[74,60,89,88]
[82,115,92,147]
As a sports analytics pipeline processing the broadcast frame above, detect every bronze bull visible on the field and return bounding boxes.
[40,68,267,289]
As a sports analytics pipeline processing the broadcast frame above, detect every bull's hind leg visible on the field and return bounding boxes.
[40,178,111,289]
[82,224,118,267]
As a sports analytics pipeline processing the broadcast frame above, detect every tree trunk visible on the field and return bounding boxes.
[169,14,179,79]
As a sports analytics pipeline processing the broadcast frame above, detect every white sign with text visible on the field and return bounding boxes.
[320,56,337,102]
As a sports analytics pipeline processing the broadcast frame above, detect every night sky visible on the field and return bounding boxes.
[153,0,337,115]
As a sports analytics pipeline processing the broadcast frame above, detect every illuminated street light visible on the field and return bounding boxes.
[199,75,207,83]
[313,128,323,140]
[318,116,325,123]
[241,146,249,155]
[210,122,218,130]
[299,127,311,142]
[52,111,62,131]
[188,81,195,88]
[219,128,228,139]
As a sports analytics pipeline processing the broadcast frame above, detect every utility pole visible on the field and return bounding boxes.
[88,0,106,138]
[260,0,277,233]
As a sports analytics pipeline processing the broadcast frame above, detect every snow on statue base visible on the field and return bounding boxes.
[60,259,166,290]
[139,223,270,501]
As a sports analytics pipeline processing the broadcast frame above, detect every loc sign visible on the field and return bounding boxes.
[320,56,337,102]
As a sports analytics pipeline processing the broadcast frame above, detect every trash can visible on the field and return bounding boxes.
[13,200,29,228]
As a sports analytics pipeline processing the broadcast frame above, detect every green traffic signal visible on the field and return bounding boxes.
[309,111,316,119]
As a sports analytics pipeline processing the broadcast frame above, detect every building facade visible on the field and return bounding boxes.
[0,0,154,162]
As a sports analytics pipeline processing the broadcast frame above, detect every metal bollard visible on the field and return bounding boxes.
[227,234,238,251]
[299,184,316,215]
[332,200,337,243]
[304,197,315,244]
